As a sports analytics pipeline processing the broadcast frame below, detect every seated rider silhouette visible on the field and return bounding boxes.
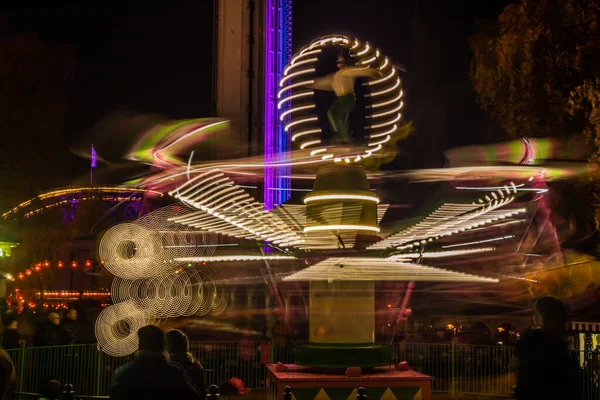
[307,53,382,144]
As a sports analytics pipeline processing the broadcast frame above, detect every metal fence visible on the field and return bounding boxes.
[393,342,517,396]
[5,341,599,399]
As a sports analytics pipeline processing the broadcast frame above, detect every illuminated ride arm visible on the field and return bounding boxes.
[307,74,335,91]
[332,67,382,96]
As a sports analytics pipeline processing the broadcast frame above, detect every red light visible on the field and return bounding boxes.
[18,273,24,279]
[57,261,64,268]
[85,260,91,267]
[25,269,32,276]
[71,261,77,268]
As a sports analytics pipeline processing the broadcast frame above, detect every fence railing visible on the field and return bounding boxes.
[4,340,598,399]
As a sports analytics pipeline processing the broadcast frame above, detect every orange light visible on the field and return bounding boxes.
[57,261,64,268]
[34,265,41,272]
[25,269,32,276]
[85,260,91,267]
[44,261,50,267]
[100,260,104,264]
[18,273,24,280]
[71,261,77,268]
[387,304,392,308]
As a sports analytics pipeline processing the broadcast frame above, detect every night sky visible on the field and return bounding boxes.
[2,0,509,175]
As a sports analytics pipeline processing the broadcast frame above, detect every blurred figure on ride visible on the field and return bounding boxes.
[61,308,80,345]
[514,296,580,400]
[0,349,15,400]
[111,325,202,400]
[1,313,22,349]
[38,378,62,400]
[166,329,206,400]
[34,313,63,347]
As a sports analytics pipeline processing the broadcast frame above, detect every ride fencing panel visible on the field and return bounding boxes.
[8,341,594,398]
[393,343,517,396]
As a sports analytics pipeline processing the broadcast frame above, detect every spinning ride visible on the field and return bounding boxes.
[96,36,557,373]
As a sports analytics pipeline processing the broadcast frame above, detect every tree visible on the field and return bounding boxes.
[470,0,600,221]
[0,19,78,211]
[470,0,600,140]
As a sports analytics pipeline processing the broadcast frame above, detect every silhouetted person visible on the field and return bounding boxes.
[61,308,80,345]
[39,378,62,400]
[34,313,63,347]
[0,349,15,400]
[111,325,202,400]
[166,329,206,400]
[1,313,21,349]
[514,296,580,400]
[75,309,95,344]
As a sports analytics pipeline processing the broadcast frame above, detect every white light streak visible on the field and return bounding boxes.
[366,78,400,97]
[304,225,380,233]
[284,117,318,132]
[292,128,322,142]
[367,113,401,129]
[299,139,321,149]
[278,80,314,98]
[364,68,395,86]
[442,235,515,249]
[279,104,315,121]
[175,255,295,262]
[304,194,380,204]
[278,91,314,109]
[279,68,316,87]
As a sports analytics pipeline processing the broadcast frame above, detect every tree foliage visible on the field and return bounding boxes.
[470,0,600,139]
[470,0,600,222]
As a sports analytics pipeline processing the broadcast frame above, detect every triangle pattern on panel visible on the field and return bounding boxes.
[346,388,358,400]
[380,388,398,400]
[390,387,421,400]
[363,387,387,400]
[323,387,354,400]
[314,388,332,400]
[293,388,322,400]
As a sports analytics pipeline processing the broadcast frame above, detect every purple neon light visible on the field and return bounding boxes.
[91,145,97,168]
[264,0,276,211]
[264,0,291,211]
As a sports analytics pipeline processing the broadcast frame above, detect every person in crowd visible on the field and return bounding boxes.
[75,308,96,344]
[514,296,580,400]
[0,349,15,400]
[38,378,62,400]
[1,313,22,350]
[61,308,80,345]
[166,329,206,400]
[111,325,203,400]
[34,313,63,347]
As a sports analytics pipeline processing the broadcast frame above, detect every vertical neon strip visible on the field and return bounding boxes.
[264,0,276,211]
[264,0,292,210]
[276,0,292,206]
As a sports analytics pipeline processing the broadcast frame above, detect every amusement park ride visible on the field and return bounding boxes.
[76,2,588,399]
[87,27,587,399]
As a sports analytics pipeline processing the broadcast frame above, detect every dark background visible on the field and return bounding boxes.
[1,0,509,186]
